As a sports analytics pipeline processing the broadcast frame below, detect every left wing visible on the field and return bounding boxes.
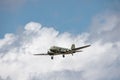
[33,53,49,55]
[73,45,91,50]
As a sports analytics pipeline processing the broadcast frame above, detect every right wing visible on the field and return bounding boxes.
[33,53,49,55]
[73,45,91,50]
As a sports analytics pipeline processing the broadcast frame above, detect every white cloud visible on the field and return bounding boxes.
[0,13,120,80]
[89,12,120,43]
[0,33,15,49]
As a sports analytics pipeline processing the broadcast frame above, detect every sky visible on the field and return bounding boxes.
[1,0,119,38]
[0,0,120,80]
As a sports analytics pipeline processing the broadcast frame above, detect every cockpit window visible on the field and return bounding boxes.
[50,46,56,49]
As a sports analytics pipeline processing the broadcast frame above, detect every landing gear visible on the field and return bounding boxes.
[62,55,65,58]
[72,54,73,56]
[51,56,54,60]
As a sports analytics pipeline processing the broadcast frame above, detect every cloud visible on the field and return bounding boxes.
[89,12,120,43]
[0,12,120,80]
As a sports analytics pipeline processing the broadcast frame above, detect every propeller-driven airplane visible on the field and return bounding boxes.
[33,44,90,59]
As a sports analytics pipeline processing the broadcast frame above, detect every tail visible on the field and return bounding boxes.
[71,44,75,50]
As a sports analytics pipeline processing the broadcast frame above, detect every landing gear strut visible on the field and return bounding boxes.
[72,53,73,56]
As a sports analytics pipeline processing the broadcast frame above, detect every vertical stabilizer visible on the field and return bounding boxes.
[71,44,75,50]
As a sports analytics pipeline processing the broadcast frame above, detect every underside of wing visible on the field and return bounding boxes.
[73,45,91,50]
[33,53,49,55]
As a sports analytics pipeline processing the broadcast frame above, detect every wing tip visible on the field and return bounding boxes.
[87,45,91,47]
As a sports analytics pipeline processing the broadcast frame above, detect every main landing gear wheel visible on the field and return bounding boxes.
[51,56,54,60]
[62,55,65,58]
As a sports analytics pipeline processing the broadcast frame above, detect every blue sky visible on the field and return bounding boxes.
[0,0,118,38]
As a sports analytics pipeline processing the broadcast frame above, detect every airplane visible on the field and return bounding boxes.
[33,44,90,59]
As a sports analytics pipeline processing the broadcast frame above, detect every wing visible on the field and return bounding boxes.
[73,45,91,50]
[33,53,49,55]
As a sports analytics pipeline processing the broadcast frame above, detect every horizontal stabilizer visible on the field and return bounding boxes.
[75,50,82,52]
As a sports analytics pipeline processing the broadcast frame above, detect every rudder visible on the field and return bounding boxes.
[71,44,75,50]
